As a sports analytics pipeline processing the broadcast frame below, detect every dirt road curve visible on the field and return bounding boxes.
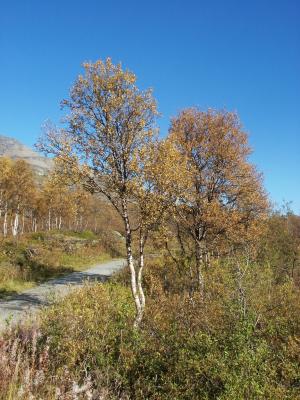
[0,258,125,331]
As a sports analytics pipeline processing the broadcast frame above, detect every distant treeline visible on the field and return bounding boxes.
[0,157,121,237]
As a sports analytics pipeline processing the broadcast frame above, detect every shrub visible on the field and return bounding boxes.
[41,283,136,390]
[1,258,300,399]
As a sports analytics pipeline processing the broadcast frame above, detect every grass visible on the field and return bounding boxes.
[0,230,123,299]
[59,252,111,271]
[0,280,34,297]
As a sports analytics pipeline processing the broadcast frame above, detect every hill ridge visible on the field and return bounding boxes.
[0,134,52,175]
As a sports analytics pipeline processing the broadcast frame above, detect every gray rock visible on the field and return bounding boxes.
[0,134,52,175]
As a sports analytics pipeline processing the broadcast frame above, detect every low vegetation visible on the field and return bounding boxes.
[1,245,300,399]
[0,230,124,298]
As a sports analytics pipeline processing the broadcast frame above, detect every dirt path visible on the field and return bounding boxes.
[0,258,125,331]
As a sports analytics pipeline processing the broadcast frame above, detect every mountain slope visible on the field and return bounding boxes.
[0,135,52,175]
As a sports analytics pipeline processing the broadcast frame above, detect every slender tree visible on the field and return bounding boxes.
[37,58,158,326]
[0,158,13,236]
[8,160,35,237]
[130,140,186,320]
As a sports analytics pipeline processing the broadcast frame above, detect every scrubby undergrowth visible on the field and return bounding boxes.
[0,230,124,298]
[1,258,300,399]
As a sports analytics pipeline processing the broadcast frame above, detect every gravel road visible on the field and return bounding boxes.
[0,258,125,331]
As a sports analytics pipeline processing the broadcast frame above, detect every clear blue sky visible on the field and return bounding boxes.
[1,0,299,211]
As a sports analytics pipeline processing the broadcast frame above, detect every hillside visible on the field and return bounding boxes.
[0,134,52,175]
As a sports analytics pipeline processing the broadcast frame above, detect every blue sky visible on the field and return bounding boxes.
[0,0,299,211]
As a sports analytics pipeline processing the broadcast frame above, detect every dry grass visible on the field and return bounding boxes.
[0,230,124,298]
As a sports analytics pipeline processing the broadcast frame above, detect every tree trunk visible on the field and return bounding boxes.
[34,218,38,232]
[122,198,143,328]
[48,209,51,231]
[136,232,146,325]
[31,212,34,232]
[205,251,211,269]
[3,208,8,237]
[195,239,204,293]
[12,205,20,237]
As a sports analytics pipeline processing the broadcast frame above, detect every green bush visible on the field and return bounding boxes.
[1,257,300,399]
[41,283,136,389]
[35,261,300,399]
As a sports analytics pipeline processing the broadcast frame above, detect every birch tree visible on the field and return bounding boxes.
[168,108,269,291]
[37,58,158,326]
[0,158,13,236]
[8,160,35,237]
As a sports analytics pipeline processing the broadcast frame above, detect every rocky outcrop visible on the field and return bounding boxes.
[0,135,52,175]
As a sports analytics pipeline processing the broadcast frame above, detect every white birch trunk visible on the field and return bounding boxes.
[12,205,20,237]
[195,238,204,293]
[3,209,8,237]
[137,233,146,320]
[48,209,51,231]
[31,211,34,232]
[122,198,143,327]
[34,218,38,232]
